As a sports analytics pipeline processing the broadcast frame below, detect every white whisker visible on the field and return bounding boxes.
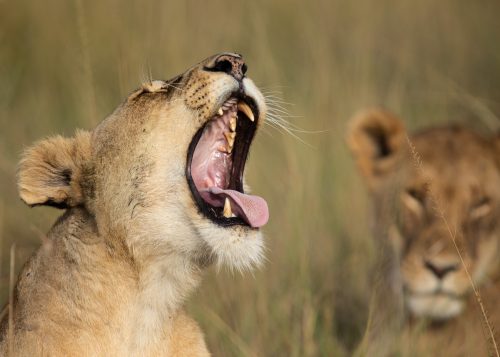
[261,93,327,147]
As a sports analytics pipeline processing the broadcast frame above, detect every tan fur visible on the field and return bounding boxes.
[400,279,500,356]
[2,53,267,356]
[18,130,92,208]
[348,109,500,354]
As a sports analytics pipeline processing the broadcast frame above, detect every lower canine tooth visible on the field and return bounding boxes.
[224,132,236,148]
[237,102,254,122]
[217,108,224,116]
[223,198,232,218]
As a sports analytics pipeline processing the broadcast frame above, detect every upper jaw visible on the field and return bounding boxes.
[209,89,261,126]
[208,75,266,126]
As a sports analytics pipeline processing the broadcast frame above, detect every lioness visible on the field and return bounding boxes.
[348,109,500,355]
[0,53,269,356]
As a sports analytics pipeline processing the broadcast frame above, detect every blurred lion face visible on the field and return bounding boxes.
[348,109,500,320]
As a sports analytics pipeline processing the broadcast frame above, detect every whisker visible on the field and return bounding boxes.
[260,93,326,146]
[163,82,184,92]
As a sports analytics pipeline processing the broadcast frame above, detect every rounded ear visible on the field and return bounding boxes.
[17,130,92,208]
[347,109,407,190]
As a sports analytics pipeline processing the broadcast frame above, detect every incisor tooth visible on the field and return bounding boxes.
[237,102,254,122]
[224,131,236,148]
[230,117,237,131]
[217,108,224,116]
[223,198,232,218]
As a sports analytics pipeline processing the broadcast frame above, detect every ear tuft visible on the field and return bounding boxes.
[17,130,92,208]
[347,109,407,189]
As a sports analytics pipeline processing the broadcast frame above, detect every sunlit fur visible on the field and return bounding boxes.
[4,53,267,356]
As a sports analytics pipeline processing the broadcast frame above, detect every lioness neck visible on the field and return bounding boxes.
[3,207,203,355]
[126,243,203,353]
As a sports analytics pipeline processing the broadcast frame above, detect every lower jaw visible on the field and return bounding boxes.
[406,294,465,320]
[198,224,264,271]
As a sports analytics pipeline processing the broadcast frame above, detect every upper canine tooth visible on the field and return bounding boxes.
[217,108,224,116]
[237,102,254,122]
[223,198,232,218]
[230,117,237,131]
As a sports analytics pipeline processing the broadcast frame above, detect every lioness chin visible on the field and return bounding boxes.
[348,109,500,355]
[0,53,269,356]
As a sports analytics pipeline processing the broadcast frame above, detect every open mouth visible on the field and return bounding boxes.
[186,95,269,228]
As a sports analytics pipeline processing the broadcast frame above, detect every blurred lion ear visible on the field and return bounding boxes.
[347,109,407,190]
[17,130,92,208]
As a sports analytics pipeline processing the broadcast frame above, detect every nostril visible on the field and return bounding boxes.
[213,59,233,75]
[205,54,246,80]
[424,260,459,279]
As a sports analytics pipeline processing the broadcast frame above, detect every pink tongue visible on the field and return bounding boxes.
[200,187,269,228]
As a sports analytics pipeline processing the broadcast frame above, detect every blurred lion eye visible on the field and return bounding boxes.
[402,188,425,216]
[470,197,492,220]
[407,188,425,202]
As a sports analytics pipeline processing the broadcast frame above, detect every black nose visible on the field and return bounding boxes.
[424,260,459,279]
[208,54,247,81]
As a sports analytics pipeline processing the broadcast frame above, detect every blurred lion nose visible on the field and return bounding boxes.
[424,260,459,279]
[210,54,247,81]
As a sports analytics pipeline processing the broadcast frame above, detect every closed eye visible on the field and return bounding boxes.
[407,188,425,203]
[470,197,492,220]
[402,188,425,216]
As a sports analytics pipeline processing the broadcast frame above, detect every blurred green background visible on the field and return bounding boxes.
[1,0,500,355]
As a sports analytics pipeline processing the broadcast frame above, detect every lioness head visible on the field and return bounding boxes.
[348,109,500,320]
[17,53,268,272]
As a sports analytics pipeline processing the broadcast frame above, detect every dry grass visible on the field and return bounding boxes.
[1,0,500,355]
